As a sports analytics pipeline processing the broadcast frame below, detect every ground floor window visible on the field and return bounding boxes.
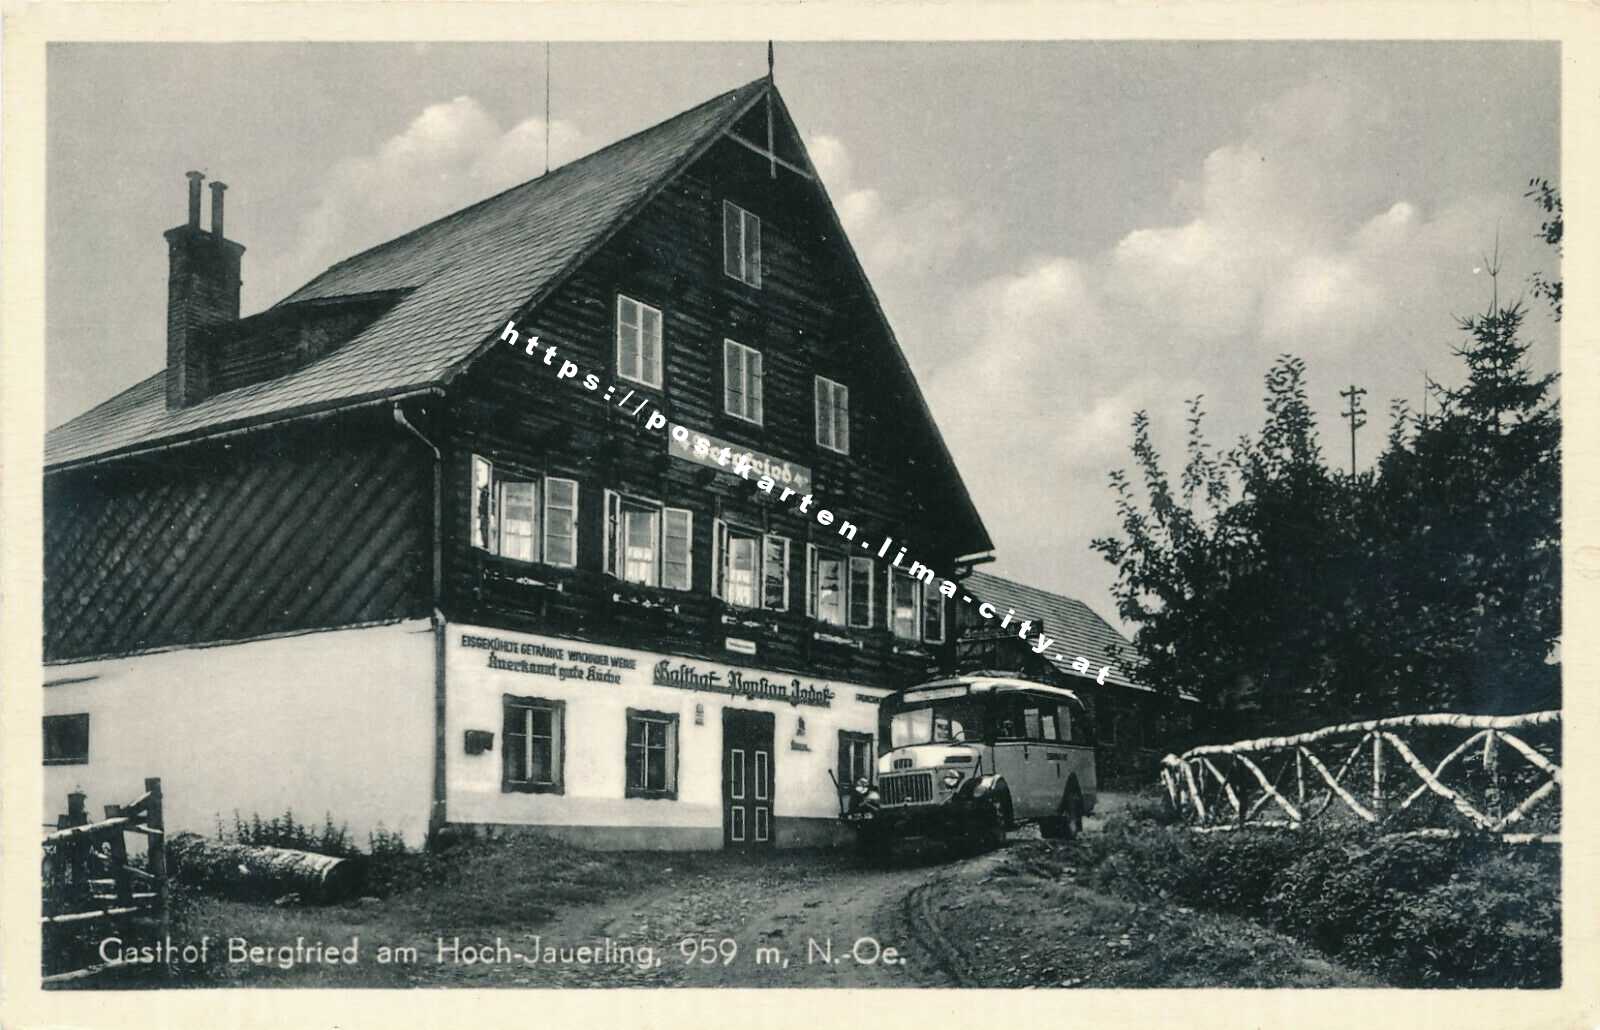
[626,709,679,799]
[838,730,874,791]
[43,713,89,765]
[503,695,564,793]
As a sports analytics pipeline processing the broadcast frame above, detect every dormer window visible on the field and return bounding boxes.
[723,201,762,288]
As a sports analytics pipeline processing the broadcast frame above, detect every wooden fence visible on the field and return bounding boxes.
[41,778,168,984]
[1159,711,1560,843]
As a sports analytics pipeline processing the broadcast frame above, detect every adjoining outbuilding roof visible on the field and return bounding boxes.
[964,570,1147,692]
[47,77,772,470]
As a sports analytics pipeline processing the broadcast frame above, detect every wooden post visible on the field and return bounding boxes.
[1296,748,1305,806]
[145,777,169,965]
[1372,734,1385,821]
[1484,732,1502,822]
[66,790,89,903]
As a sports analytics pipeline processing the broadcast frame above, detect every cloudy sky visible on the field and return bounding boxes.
[47,42,1559,627]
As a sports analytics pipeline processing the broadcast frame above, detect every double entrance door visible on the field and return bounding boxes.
[722,709,775,849]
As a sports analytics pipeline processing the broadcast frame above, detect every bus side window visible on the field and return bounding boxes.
[1023,707,1042,740]
[1041,712,1059,741]
[1058,704,1075,744]
[993,698,1022,739]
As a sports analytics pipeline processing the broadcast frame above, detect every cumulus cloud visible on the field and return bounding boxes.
[264,96,587,300]
[854,72,1554,626]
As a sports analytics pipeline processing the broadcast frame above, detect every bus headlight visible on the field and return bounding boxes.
[941,769,963,789]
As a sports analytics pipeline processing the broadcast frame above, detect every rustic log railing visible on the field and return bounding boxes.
[41,778,169,984]
[1159,711,1560,843]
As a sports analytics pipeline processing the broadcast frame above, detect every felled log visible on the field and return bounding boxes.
[167,833,365,904]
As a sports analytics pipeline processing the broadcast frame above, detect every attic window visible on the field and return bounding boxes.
[723,201,762,288]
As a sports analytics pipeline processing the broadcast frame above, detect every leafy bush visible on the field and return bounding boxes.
[1069,807,1560,987]
[218,809,357,857]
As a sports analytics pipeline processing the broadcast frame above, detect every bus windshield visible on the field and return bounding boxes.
[886,699,985,748]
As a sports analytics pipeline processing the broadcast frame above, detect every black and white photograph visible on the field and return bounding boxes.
[3,5,1597,1027]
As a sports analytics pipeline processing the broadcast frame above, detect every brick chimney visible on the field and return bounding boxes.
[164,171,245,408]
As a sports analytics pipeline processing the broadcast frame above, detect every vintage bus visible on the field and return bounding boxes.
[840,674,1098,853]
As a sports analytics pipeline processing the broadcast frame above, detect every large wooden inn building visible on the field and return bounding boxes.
[44,75,1172,849]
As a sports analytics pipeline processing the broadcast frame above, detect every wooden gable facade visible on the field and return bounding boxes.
[44,78,990,693]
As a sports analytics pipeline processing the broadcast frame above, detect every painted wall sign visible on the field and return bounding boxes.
[724,637,757,655]
[459,632,637,685]
[668,423,812,493]
[652,661,836,708]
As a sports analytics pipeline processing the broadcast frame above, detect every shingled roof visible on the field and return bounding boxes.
[965,570,1148,692]
[46,77,773,470]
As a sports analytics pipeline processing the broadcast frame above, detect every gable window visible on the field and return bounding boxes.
[723,340,764,424]
[43,713,89,766]
[838,730,874,792]
[626,709,679,799]
[890,568,923,641]
[715,522,788,610]
[471,456,578,568]
[921,578,946,644]
[616,294,663,388]
[605,491,692,590]
[503,695,564,793]
[723,200,762,288]
[848,557,874,629]
[815,376,850,454]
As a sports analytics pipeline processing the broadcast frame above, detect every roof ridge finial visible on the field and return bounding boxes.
[767,40,774,79]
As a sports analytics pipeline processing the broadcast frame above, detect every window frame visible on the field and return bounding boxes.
[722,200,763,288]
[807,544,850,627]
[814,376,850,455]
[722,339,765,425]
[838,730,874,793]
[615,293,664,389]
[43,713,89,766]
[470,456,579,568]
[889,568,925,641]
[625,708,680,800]
[848,557,875,629]
[715,521,788,611]
[502,695,565,794]
[606,490,694,591]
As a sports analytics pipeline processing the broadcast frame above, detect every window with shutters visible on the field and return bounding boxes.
[502,696,564,793]
[723,339,764,424]
[815,376,849,454]
[470,456,578,568]
[715,522,787,611]
[604,490,692,590]
[723,201,762,288]
[807,545,848,627]
[616,294,663,388]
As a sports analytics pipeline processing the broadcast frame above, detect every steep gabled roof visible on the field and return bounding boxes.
[965,570,1147,692]
[46,78,772,469]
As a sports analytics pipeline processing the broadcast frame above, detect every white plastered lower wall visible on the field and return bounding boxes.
[43,620,437,847]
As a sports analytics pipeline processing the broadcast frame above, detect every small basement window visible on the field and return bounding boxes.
[43,713,89,766]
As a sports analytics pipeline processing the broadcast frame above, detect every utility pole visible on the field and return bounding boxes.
[1338,384,1368,476]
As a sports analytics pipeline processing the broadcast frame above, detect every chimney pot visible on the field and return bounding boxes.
[186,170,205,228]
[208,181,228,239]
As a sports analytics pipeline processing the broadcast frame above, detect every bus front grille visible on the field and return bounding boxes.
[879,772,934,806]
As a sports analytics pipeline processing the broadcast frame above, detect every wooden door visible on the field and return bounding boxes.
[723,709,775,849]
